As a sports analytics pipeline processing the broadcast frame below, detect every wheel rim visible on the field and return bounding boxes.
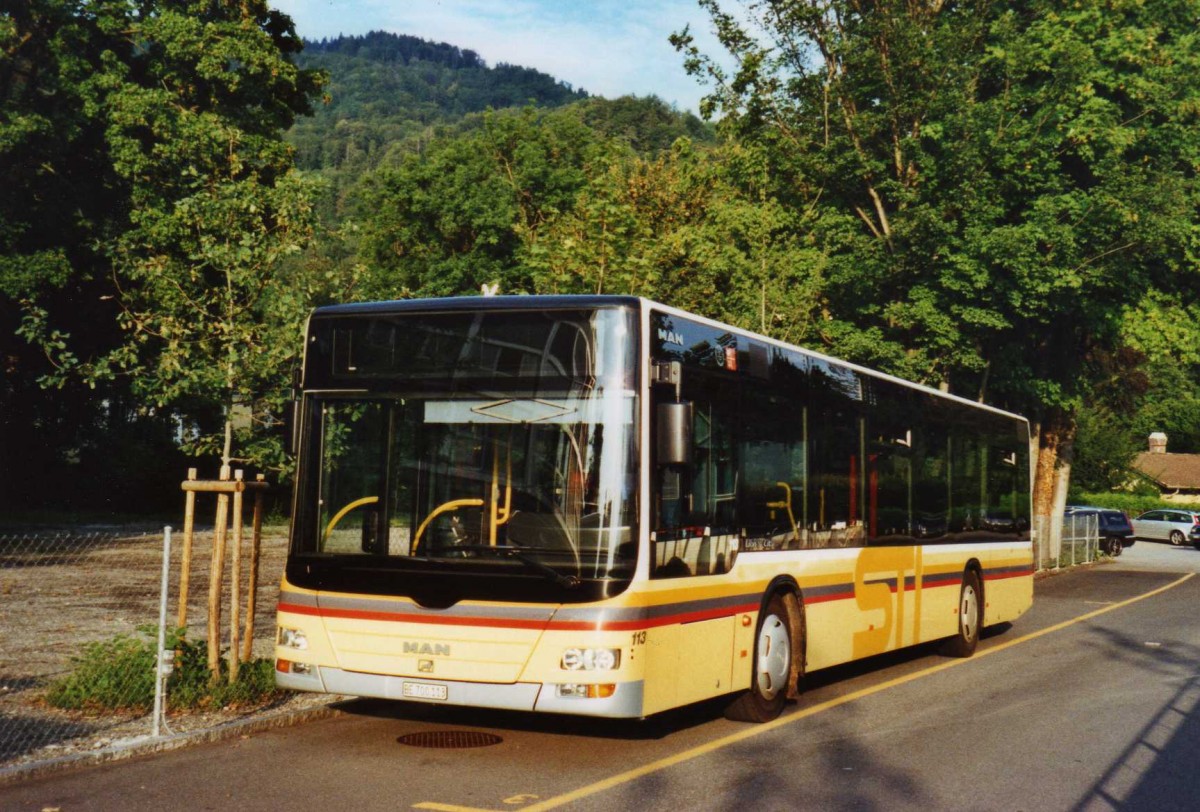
[960,584,979,642]
[756,613,790,700]
[1171,531,1184,546]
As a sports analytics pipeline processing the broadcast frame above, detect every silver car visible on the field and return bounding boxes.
[1131,509,1200,546]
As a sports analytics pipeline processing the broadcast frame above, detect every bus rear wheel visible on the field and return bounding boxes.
[725,594,792,722]
[941,570,982,658]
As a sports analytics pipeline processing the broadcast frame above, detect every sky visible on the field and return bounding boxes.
[270,0,730,115]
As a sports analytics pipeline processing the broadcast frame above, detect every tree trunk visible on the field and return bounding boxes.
[222,415,233,468]
[1032,411,1075,567]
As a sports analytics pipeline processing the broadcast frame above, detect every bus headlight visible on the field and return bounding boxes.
[561,647,620,671]
[278,627,309,650]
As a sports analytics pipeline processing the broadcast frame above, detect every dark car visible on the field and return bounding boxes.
[1064,506,1135,557]
[1191,522,1200,551]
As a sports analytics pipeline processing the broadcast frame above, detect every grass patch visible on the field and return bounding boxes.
[46,627,282,713]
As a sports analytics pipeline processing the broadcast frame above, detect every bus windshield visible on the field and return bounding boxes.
[290,307,638,602]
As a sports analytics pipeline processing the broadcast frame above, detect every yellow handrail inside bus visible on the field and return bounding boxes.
[766,482,800,544]
[489,441,513,546]
[322,496,380,543]
[411,498,485,555]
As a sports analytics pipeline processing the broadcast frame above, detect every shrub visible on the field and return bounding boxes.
[45,627,282,713]
[45,633,157,712]
[1069,491,1184,516]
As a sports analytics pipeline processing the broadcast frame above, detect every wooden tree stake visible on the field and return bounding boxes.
[207,465,231,684]
[178,468,198,630]
[241,475,266,663]
[228,470,245,683]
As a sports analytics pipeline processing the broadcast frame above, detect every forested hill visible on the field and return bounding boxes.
[303,30,488,69]
[288,31,590,172]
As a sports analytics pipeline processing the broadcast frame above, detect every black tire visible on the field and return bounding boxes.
[941,570,982,658]
[1170,530,1185,546]
[725,594,792,722]
[1106,536,1123,557]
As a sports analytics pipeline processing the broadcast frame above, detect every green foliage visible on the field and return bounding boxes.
[46,632,158,712]
[352,102,807,340]
[355,105,610,297]
[676,0,1200,419]
[45,628,281,713]
[1067,491,1182,516]
[1071,406,1141,491]
[166,634,281,710]
[6,0,326,476]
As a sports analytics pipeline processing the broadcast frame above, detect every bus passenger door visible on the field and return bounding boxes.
[645,364,739,711]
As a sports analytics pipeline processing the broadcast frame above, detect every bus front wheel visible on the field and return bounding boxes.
[941,569,982,658]
[725,593,793,722]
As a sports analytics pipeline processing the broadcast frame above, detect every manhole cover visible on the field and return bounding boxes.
[397,730,503,749]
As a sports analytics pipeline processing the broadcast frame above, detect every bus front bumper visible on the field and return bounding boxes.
[277,665,645,718]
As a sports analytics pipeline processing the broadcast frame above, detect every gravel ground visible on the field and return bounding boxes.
[0,525,329,772]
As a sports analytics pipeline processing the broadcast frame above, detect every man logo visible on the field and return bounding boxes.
[404,641,450,656]
[657,327,684,346]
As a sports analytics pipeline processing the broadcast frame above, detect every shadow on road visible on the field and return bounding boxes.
[1069,625,1200,811]
[326,621,1020,747]
[330,694,731,741]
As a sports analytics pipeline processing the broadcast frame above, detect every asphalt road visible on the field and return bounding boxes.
[4,539,1200,812]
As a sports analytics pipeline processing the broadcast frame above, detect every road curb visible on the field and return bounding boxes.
[0,701,342,786]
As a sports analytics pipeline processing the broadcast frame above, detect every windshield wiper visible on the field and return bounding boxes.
[437,544,581,589]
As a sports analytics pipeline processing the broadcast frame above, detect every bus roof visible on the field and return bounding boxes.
[308,295,1028,425]
[311,295,641,317]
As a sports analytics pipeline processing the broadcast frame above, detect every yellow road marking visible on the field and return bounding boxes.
[416,573,1194,812]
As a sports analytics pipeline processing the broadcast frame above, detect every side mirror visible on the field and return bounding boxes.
[289,364,302,456]
[290,399,301,456]
[656,402,693,466]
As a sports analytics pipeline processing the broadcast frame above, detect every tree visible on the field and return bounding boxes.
[7,0,325,478]
[2,0,142,509]
[355,106,606,298]
[675,0,1200,524]
[525,137,826,341]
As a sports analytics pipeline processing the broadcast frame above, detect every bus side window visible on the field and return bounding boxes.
[739,395,805,549]
[651,371,737,578]
[809,361,866,548]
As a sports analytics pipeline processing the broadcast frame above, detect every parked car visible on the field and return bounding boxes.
[1130,509,1200,546]
[1064,506,1135,556]
[1191,522,1200,551]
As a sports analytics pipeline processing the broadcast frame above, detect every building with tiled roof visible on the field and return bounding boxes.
[1132,433,1200,505]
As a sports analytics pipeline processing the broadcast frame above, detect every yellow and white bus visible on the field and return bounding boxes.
[276,296,1032,722]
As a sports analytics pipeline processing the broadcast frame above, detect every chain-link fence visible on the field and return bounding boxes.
[0,528,289,769]
[1034,512,1102,570]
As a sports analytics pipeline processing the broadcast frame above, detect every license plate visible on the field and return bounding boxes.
[402,682,448,701]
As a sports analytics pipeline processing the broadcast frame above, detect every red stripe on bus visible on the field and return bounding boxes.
[277,601,761,632]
